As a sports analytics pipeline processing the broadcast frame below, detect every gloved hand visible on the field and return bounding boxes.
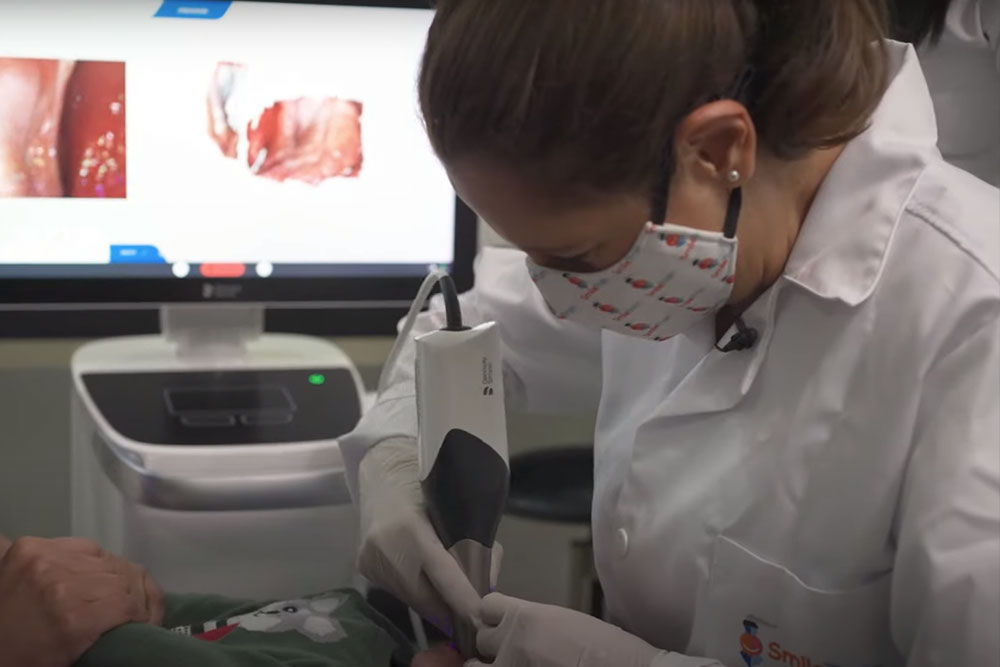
[356,437,503,632]
[466,593,663,667]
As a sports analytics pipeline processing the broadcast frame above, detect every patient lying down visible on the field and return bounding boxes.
[0,534,462,667]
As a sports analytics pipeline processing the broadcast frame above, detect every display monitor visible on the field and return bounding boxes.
[0,0,473,331]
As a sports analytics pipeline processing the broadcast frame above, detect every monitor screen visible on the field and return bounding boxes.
[0,0,469,306]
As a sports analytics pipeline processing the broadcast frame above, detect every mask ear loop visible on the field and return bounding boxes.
[723,187,742,239]
[649,138,674,226]
[719,66,754,241]
[649,146,742,239]
[716,67,756,352]
[649,66,756,230]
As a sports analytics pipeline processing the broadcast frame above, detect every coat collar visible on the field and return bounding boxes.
[652,44,942,420]
[781,42,940,307]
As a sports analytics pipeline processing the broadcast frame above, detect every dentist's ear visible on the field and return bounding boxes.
[0,535,11,559]
[673,99,757,190]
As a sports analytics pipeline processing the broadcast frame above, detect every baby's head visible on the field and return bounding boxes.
[412,645,464,667]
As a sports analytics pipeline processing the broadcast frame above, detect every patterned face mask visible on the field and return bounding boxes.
[526,189,742,342]
[526,67,756,342]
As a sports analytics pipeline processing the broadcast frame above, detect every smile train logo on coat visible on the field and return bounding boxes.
[738,617,863,667]
[739,619,764,666]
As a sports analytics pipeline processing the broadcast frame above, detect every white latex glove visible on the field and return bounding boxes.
[466,593,663,667]
[356,437,503,632]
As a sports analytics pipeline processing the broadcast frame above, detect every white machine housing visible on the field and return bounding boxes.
[71,307,367,600]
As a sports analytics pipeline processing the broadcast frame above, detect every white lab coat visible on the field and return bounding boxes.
[341,44,1000,667]
[918,0,1000,186]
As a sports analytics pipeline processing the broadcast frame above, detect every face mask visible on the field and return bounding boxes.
[526,189,741,342]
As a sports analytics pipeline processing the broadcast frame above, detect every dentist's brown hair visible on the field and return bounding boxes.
[419,0,889,198]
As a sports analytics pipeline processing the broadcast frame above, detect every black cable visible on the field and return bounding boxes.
[438,274,467,331]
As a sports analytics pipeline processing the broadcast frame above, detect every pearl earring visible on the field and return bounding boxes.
[727,169,741,184]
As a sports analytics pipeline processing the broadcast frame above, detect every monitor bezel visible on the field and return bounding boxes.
[0,0,474,313]
[0,197,476,306]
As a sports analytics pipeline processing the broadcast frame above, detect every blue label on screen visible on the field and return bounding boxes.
[154,1,232,19]
[110,245,167,264]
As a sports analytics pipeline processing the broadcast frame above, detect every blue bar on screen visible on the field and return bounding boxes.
[154,1,232,20]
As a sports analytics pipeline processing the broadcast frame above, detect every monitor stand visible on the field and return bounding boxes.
[161,304,268,364]
[69,305,367,600]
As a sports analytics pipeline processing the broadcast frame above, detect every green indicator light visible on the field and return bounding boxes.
[308,374,326,386]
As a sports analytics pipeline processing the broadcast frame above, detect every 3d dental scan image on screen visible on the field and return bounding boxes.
[1,1,998,667]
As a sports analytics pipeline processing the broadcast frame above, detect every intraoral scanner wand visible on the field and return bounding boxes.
[378,272,510,659]
[413,275,510,659]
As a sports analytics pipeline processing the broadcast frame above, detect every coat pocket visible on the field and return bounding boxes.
[698,536,903,667]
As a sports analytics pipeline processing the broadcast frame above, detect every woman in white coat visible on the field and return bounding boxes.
[895,0,1000,185]
[343,2,1000,666]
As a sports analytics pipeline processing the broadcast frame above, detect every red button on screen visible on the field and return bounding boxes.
[200,263,246,278]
